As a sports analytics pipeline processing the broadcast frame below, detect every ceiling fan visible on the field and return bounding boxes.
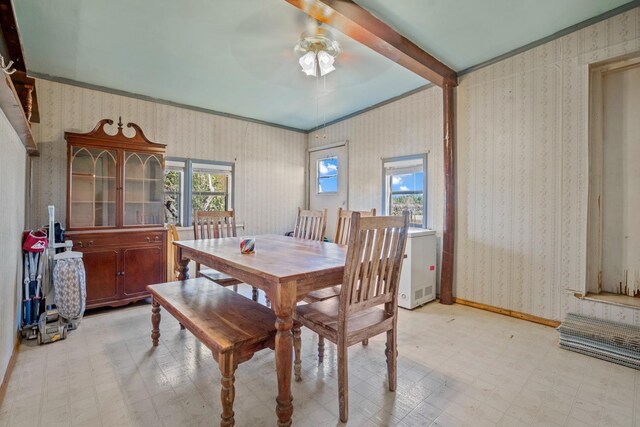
[229,6,391,90]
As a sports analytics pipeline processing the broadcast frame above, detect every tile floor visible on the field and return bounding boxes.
[1,285,639,426]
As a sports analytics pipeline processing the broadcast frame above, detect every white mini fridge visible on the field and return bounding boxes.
[398,228,437,309]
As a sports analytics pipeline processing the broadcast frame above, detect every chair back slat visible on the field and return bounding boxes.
[348,227,368,305]
[340,212,409,317]
[365,228,386,301]
[375,230,393,297]
[334,208,376,245]
[293,208,327,242]
[358,228,376,302]
[383,226,403,295]
[193,210,238,240]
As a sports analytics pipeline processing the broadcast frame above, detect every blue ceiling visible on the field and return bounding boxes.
[354,0,635,71]
[13,0,636,131]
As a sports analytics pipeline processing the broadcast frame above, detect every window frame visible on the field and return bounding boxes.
[381,153,428,228]
[164,157,235,227]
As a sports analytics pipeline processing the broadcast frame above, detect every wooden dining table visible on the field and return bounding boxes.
[173,234,347,426]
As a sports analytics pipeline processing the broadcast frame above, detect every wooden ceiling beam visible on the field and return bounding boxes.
[284,0,457,87]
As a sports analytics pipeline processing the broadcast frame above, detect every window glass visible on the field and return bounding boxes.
[318,157,338,193]
[164,169,183,225]
[191,167,229,212]
[384,156,426,228]
[391,172,424,192]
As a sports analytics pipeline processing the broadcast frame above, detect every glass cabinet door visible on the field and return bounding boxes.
[123,152,163,226]
[69,147,117,228]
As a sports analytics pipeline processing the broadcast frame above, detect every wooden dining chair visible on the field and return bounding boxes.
[293,208,327,241]
[193,210,259,301]
[334,207,377,245]
[305,208,377,302]
[293,211,409,423]
[305,208,377,353]
[167,224,181,281]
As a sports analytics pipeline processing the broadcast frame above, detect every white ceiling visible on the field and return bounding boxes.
[13,0,637,131]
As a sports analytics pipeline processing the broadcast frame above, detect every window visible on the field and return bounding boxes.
[191,162,231,213]
[317,157,338,193]
[383,154,427,228]
[163,158,234,226]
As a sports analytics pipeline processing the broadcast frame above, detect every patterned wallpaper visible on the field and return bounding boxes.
[457,7,640,324]
[313,7,640,324]
[308,86,444,238]
[0,109,27,383]
[31,80,307,236]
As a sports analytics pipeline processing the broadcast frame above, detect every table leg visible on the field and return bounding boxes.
[151,298,161,346]
[177,247,190,281]
[272,282,296,427]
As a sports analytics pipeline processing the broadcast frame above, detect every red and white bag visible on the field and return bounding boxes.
[22,230,48,253]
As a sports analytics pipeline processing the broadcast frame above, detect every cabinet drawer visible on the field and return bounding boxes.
[128,231,164,245]
[67,229,165,249]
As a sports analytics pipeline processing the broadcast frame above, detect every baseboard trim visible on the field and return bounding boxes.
[0,339,19,407]
[454,298,561,328]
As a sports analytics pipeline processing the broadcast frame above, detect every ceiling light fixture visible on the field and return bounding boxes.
[294,28,341,77]
[294,27,341,139]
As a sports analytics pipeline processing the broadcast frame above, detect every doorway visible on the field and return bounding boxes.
[308,142,348,242]
[587,54,640,301]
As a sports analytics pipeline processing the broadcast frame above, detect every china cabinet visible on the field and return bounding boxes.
[65,118,167,308]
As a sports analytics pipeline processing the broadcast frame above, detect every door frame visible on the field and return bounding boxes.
[306,140,349,210]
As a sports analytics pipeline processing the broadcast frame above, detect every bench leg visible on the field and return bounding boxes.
[318,336,325,364]
[293,325,302,382]
[219,352,237,427]
[151,299,161,346]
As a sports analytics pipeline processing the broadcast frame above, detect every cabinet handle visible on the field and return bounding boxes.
[116,271,126,276]
[88,240,94,247]
[77,241,83,248]
[154,236,160,242]
[145,237,151,243]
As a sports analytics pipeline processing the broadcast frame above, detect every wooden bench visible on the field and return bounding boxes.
[147,278,288,427]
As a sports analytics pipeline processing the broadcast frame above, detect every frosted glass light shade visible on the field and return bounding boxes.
[299,51,317,76]
[317,50,335,76]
